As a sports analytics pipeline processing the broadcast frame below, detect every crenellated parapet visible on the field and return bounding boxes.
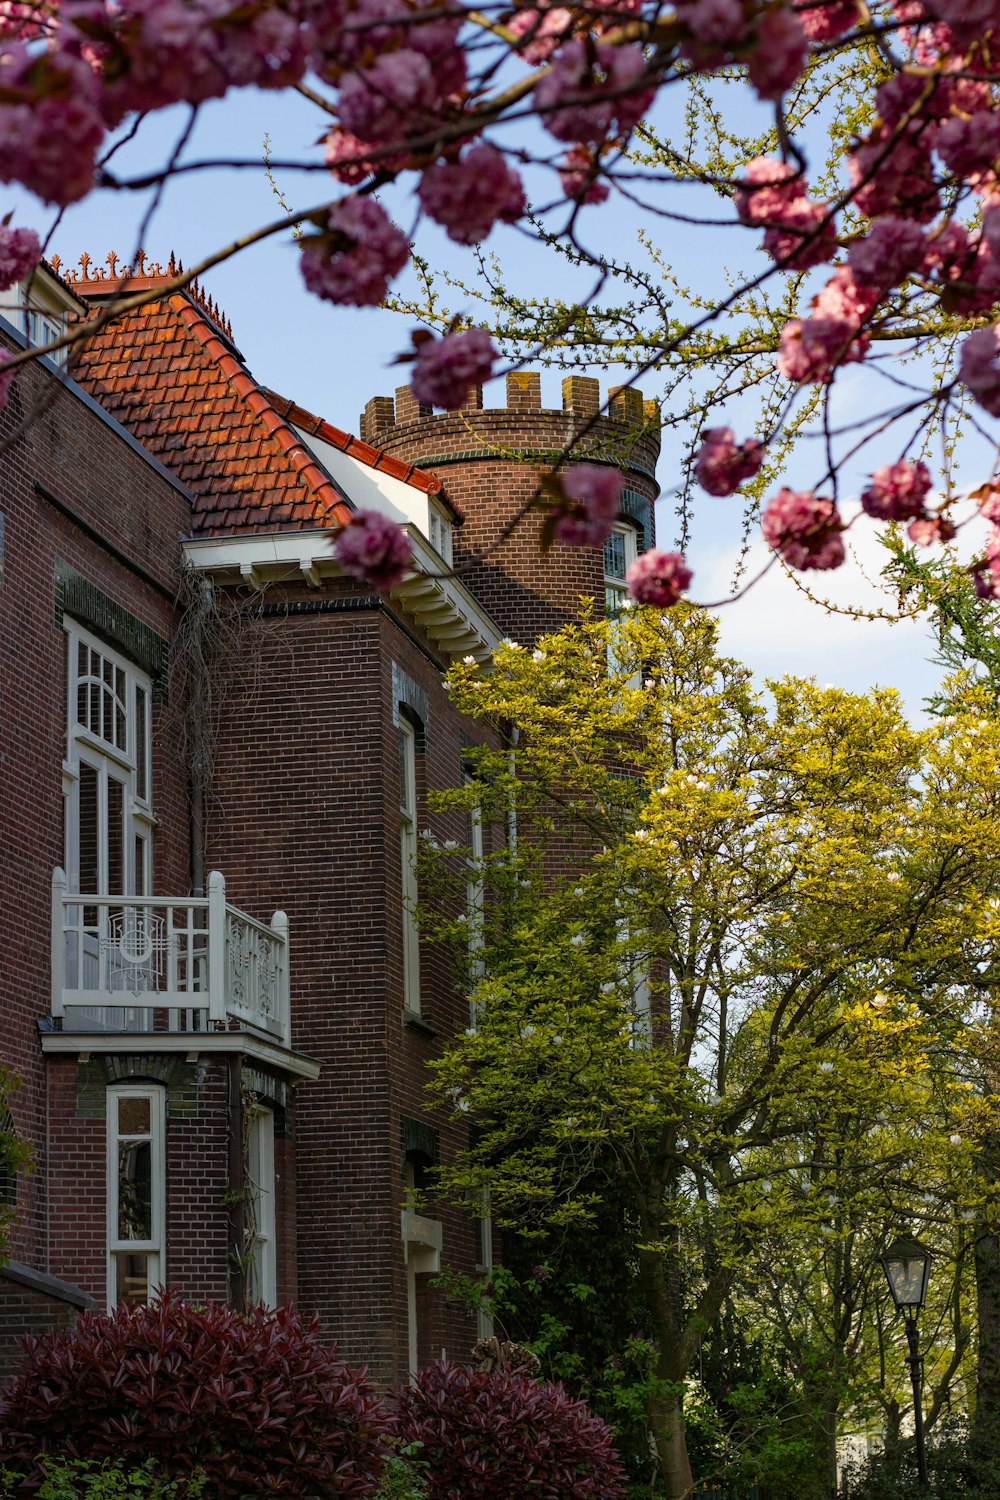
[359,372,661,488]
[359,372,663,641]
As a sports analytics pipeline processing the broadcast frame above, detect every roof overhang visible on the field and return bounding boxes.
[183,528,501,665]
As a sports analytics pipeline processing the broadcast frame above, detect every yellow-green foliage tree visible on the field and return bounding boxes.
[425,606,1000,1500]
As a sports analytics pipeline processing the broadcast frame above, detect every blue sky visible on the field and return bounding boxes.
[8,82,987,720]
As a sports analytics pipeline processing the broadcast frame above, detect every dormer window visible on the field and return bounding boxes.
[27,305,67,368]
[427,504,453,566]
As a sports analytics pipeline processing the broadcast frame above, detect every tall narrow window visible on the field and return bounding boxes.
[466,780,485,1025]
[398,715,420,1012]
[604,524,640,678]
[475,1190,495,1340]
[107,1084,165,1308]
[63,622,154,1030]
[246,1107,276,1307]
[603,524,636,619]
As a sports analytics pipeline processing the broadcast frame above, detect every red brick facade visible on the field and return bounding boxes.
[0,263,659,1387]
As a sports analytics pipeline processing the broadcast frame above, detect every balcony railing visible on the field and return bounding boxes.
[51,868,290,1047]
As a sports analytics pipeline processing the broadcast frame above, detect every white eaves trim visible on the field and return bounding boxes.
[183,528,501,666]
[39,1028,322,1081]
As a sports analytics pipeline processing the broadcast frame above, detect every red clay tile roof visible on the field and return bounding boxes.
[262,388,459,517]
[65,272,353,537]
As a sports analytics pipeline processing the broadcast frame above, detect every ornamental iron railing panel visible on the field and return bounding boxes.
[51,868,290,1046]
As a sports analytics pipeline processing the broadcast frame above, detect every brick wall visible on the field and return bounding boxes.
[202,580,493,1380]
[0,330,220,1362]
[360,373,660,641]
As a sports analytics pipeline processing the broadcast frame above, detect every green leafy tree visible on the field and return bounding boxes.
[422,606,1000,1498]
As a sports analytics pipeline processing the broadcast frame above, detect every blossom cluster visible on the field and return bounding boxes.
[6,0,1000,593]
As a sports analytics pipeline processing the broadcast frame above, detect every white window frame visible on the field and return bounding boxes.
[427,504,453,567]
[603,522,637,620]
[107,1083,165,1309]
[64,620,154,893]
[63,621,155,1030]
[399,715,421,1013]
[246,1106,277,1308]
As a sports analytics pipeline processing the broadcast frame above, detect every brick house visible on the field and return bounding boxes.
[0,253,659,1384]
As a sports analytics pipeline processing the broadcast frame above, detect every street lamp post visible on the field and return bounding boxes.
[880,1232,933,1488]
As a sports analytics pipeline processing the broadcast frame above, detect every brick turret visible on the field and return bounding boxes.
[359,373,661,641]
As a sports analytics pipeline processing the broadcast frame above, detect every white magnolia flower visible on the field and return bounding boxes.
[871,993,889,1009]
[532,649,546,662]
[818,1061,834,1073]
[463,655,477,665]
[523,1024,536,1037]
[570,932,585,946]
[442,839,458,851]
[573,886,585,898]
[950,1133,963,1145]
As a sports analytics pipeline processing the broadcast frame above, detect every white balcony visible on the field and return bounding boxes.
[50,868,290,1048]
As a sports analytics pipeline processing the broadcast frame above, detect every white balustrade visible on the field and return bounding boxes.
[50,868,290,1046]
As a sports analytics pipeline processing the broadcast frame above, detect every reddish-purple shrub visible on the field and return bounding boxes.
[393,1361,627,1499]
[0,1292,392,1497]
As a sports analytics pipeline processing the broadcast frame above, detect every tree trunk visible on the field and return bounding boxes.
[647,1385,695,1500]
[821,1389,839,1498]
[973,1198,1000,1456]
[636,1242,697,1498]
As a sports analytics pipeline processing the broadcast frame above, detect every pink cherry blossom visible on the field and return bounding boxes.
[625,549,693,607]
[973,526,1000,598]
[959,325,1000,417]
[848,216,926,287]
[936,112,1000,184]
[907,514,956,546]
[680,0,744,51]
[695,428,764,496]
[337,49,438,144]
[747,9,807,100]
[418,145,525,245]
[0,41,105,205]
[761,489,845,570]
[507,7,574,63]
[534,40,654,144]
[777,316,863,384]
[793,0,857,41]
[735,157,802,225]
[410,327,497,410]
[813,266,880,325]
[552,464,622,546]
[860,459,932,521]
[335,509,413,590]
[762,198,837,271]
[299,196,410,307]
[734,157,836,268]
[978,483,1000,524]
[0,224,40,290]
[849,125,939,223]
[559,147,610,204]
